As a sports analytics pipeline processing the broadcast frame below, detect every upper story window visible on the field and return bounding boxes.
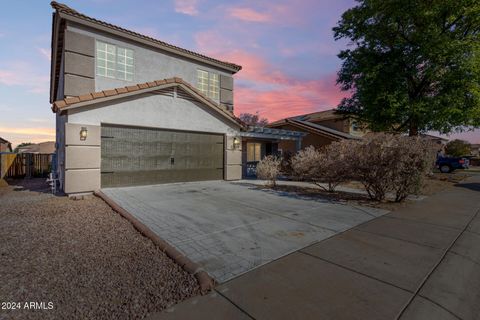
[197,69,219,100]
[96,41,134,81]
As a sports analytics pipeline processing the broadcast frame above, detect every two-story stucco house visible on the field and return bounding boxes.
[50,2,303,195]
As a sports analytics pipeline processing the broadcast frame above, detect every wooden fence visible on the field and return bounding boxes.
[0,153,53,179]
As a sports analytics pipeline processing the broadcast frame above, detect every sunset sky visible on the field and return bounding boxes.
[0,0,479,147]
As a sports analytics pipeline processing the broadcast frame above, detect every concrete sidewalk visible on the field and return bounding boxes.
[149,175,480,320]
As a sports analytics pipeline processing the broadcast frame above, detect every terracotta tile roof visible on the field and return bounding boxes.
[0,137,11,144]
[50,1,242,72]
[289,119,361,140]
[268,118,360,140]
[268,109,347,126]
[52,77,243,126]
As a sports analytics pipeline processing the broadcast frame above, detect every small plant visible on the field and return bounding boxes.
[256,155,281,187]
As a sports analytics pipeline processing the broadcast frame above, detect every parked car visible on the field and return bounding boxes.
[436,156,469,173]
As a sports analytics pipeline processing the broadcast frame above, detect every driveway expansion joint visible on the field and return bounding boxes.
[214,289,257,320]
[353,228,441,250]
[220,194,339,233]
[382,214,465,231]
[298,251,413,294]
[417,295,463,320]
[395,207,480,320]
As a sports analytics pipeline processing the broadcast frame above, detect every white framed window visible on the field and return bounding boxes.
[197,69,219,100]
[96,40,134,81]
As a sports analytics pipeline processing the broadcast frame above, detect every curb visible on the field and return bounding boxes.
[94,190,215,294]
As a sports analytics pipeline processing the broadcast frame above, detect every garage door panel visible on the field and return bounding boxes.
[101,124,224,187]
[102,169,223,187]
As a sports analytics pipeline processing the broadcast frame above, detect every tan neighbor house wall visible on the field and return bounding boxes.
[311,118,349,133]
[275,124,338,153]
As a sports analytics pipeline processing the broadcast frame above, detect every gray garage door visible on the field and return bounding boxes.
[101,124,224,188]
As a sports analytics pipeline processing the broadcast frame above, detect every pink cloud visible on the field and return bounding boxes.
[0,62,49,94]
[37,47,51,61]
[227,7,271,23]
[234,75,348,121]
[194,29,347,121]
[174,0,198,16]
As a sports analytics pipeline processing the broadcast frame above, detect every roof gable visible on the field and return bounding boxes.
[52,77,243,128]
[269,119,360,140]
[50,2,241,73]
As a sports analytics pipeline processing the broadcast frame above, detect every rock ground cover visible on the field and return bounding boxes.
[0,179,200,320]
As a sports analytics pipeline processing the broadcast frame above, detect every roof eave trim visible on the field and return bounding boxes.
[287,119,357,140]
[57,83,242,128]
[57,12,241,74]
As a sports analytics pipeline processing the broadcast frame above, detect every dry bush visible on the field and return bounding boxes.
[256,155,281,187]
[350,133,436,201]
[291,145,353,192]
[280,150,295,176]
[290,134,435,201]
[388,136,437,201]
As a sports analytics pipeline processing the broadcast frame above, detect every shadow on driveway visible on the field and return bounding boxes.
[454,182,480,192]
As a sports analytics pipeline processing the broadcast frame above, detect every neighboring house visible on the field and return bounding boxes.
[470,144,480,157]
[0,138,12,153]
[267,109,365,153]
[419,134,449,146]
[17,141,56,154]
[50,2,303,195]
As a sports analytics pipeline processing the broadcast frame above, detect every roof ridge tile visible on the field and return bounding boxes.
[51,77,241,127]
[50,1,241,71]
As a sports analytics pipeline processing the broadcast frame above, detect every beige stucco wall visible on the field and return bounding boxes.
[225,136,242,181]
[64,123,101,194]
[61,93,242,194]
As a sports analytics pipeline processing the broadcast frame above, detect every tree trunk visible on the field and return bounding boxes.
[409,121,418,136]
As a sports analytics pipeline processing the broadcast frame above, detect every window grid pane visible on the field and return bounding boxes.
[197,70,209,96]
[116,47,134,81]
[96,41,116,79]
[209,73,219,100]
[96,41,134,81]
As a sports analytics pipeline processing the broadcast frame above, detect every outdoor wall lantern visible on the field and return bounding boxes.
[80,127,88,141]
[233,137,241,149]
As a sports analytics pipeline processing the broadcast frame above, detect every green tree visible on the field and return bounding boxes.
[13,142,33,153]
[334,0,480,136]
[445,139,471,156]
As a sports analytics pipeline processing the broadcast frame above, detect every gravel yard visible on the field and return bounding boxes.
[0,179,200,320]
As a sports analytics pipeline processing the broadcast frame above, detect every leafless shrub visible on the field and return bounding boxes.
[256,155,281,187]
[291,145,353,192]
[280,150,295,176]
[290,134,435,201]
[350,133,436,201]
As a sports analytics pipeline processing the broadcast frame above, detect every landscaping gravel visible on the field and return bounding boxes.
[0,180,200,320]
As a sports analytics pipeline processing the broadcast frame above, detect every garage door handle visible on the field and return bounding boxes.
[170,157,175,165]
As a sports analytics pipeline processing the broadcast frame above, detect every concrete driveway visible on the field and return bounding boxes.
[103,181,388,282]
